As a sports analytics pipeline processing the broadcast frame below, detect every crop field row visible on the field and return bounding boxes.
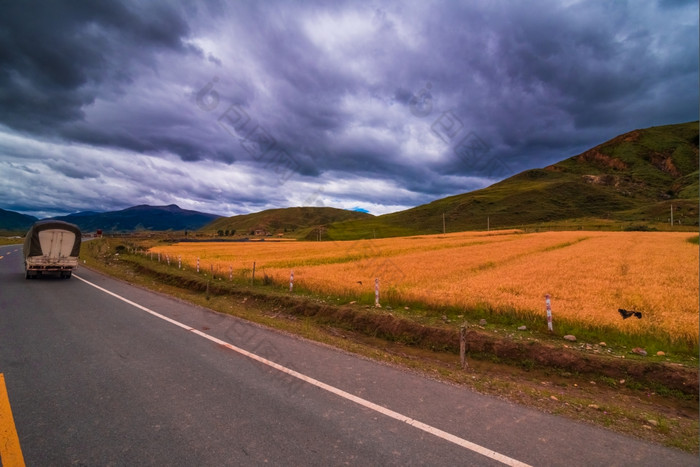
[149,231,699,347]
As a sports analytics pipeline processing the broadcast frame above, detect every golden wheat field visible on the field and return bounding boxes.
[149,231,699,345]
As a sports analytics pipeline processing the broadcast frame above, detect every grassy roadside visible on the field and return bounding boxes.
[81,237,699,453]
[0,237,23,246]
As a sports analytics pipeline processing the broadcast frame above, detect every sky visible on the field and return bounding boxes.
[0,0,697,219]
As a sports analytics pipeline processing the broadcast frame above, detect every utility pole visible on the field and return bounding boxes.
[670,204,673,227]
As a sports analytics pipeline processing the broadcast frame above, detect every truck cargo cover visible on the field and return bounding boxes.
[23,220,82,259]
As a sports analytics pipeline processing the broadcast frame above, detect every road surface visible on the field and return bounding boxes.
[0,244,695,466]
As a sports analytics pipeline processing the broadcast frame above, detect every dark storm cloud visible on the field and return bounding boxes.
[0,1,195,130]
[0,0,696,217]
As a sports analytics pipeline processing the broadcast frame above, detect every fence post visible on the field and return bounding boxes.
[229,265,233,281]
[196,257,200,273]
[289,270,294,292]
[252,262,256,284]
[460,324,468,369]
[178,256,182,269]
[545,294,553,332]
[374,278,380,307]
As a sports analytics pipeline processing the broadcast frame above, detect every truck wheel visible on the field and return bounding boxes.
[64,272,72,279]
[25,271,31,279]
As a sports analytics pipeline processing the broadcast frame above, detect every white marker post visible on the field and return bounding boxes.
[196,257,200,273]
[289,270,294,292]
[178,256,181,269]
[229,265,233,281]
[166,255,170,266]
[375,278,380,308]
[158,253,161,262]
[545,294,553,332]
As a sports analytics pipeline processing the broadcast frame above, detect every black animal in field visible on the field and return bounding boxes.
[618,308,642,320]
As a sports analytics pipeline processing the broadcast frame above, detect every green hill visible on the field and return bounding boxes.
[201,207,373,238]
[325,121,699,239]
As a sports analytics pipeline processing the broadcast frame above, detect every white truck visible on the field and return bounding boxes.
[23,220,82,279]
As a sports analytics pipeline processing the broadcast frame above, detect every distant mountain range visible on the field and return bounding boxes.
[0,205,221,233]
[53,204,221,232]
[2,122,697,237]
[0,208,38,232]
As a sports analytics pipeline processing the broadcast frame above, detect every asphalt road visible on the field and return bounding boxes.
[0,244,696,466]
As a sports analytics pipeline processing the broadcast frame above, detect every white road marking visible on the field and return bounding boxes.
[74,273,531,467]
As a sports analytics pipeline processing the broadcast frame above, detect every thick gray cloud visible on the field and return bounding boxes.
[0,0,697,218]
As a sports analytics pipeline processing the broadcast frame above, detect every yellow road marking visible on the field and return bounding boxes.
[0,374,25,467]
